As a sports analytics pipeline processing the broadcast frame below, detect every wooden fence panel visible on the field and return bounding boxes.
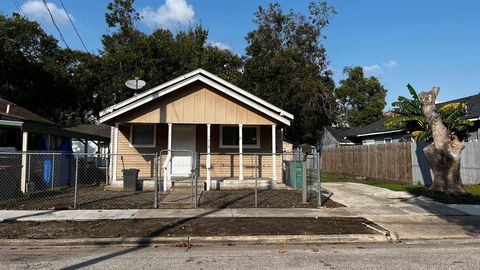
[321,142,413,183]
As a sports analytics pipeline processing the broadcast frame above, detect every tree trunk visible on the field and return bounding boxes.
[419,87,466,195]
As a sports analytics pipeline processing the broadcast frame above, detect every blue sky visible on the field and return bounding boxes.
[1,0,479,107]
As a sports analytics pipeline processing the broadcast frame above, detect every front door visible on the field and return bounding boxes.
[171,125,196,177]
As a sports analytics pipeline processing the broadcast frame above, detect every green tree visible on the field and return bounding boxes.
[386,85,474,194]
[99,0,243,106]
[384,84,473,142]
[242,2,337,144]
[335,66,387,127]
[0,13,94,124]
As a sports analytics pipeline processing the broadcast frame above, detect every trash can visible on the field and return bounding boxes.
[288,161,303,188]
[123,169,140,191]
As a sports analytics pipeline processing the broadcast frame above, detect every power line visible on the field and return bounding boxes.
[42,0,70,50]
[11,0,25,17]
[58,0,89,53]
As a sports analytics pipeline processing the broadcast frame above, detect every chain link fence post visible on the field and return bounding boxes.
[255,154,258,208]
[73,154,79,209]
[154,153,159,208]
[194,152,199,208]
[317,152,322,207]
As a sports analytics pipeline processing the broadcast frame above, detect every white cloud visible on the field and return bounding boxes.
[141,0,195,28]
[21,0,73,26]
[363,64,382,75]
[208,41,232,51]
[363,60,398,76]
[384,60,398,70]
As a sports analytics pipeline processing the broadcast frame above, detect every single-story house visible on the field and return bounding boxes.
[342,92,480,145]
[0,97,109,193]
[99,69,294,190]
[67,124,111,154]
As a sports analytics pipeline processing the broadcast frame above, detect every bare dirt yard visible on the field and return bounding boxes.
[0,186,341,210]
[0,217,378,239]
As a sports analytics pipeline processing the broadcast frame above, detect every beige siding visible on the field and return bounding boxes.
[113,82,276,125]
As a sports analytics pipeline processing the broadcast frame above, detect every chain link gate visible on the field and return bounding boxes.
[156,149,198,208]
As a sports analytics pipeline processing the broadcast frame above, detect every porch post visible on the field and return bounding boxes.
[20,131,28,193]
[239,124,243,180]
[272,124,277,181]
[112,122,119,183]
[206,124,211,190]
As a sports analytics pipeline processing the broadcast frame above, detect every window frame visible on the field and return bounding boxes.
[219,125,261,149]
[129,124,156,148]
[384,137,393,144]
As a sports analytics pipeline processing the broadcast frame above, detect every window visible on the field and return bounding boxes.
[130,124,156,147]
[220,125,260,148]
[384,138,393,144]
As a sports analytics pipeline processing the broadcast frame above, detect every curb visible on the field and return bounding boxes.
[0,234,388,247]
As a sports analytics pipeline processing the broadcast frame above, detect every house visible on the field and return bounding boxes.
[99,69,294,190]
[0,97,109,193]
[345,92,480,145]
[67,124,111,154]
[346,117,412,145]
[317,127,356,147]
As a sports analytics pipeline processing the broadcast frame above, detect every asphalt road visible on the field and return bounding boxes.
[0,240,479,270]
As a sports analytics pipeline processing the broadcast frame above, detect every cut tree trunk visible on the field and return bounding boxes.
[419,87,466,195]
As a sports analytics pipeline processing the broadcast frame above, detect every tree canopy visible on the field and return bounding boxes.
[1,0,342,145]
[335,66,387,127]
[242,2,337,144]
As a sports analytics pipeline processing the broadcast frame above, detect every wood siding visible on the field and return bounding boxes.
[115,81,275,125]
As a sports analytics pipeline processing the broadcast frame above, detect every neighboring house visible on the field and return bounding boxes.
[318,127,356,147]
[0,97,109,193]
[345,92,480,145]
[67,124,111,154]
[99,69,294,190]
[347,117,411,145]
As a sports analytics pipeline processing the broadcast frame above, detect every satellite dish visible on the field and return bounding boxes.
[125,77,146,93]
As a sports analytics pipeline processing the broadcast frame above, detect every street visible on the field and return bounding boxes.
[0,241,479,270]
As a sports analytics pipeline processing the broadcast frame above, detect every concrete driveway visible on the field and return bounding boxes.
[323,182,480,241]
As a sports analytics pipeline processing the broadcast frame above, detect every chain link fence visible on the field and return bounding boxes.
[0,151,325,210]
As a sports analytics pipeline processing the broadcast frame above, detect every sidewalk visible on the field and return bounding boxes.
[323,182,480,240]
[0,182,479,243]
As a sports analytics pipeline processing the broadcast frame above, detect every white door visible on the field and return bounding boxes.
[171,126,196,176]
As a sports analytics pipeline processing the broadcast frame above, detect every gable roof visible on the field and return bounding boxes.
[99,69,293,125]
[0,97,55,125]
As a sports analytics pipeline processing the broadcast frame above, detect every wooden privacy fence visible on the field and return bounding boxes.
[321,143,413,183]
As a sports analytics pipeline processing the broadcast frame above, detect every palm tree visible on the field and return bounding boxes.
[384,84,473,142]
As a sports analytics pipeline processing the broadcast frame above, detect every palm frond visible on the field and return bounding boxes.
[438,102,466,113]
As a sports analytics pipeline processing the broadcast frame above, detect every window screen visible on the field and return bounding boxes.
[132,125,154,146]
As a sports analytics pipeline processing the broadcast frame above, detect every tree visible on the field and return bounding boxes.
[99,0,243,106]
[242,2,337,144]
[385,85,473,194]
[385,84,473,142]
[0,13,93,124]
[335,66,387,127]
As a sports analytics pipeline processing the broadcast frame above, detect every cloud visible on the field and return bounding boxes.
[363,64,382,75]
[363,60,398,76]
[208,41,232,51]
[141,0,195,28]
[384,60,398,71]
[21,0,73,26]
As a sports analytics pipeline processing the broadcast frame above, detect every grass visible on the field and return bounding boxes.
[321,172,480,205]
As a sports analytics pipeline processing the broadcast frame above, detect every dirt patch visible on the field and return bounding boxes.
[0,217,378,239]
[0,186,157,210]
[0,186,343,210]
[199,189,342,208]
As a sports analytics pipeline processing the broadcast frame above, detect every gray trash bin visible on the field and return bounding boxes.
[123,169,139,191]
